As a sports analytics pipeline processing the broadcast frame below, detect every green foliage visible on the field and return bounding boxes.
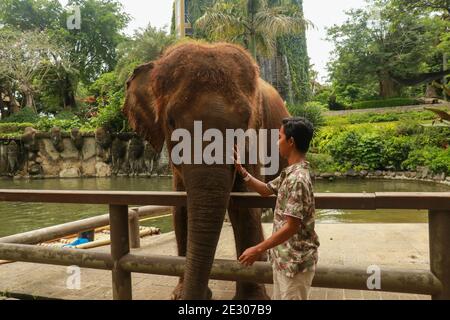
[0,122,35,134]
[327,0,444,100]
[307,153,338,173]
[0,108,40,123]
[36,117,83,132]
[287,102,325,132]
[88,90,127,132]
[402,147,450,175]
[350,98,421,110]
[317,113,449,175]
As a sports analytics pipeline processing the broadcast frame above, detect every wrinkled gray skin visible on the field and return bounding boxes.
[127,136,144,176]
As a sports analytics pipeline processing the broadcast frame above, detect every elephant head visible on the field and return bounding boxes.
[123,42,287,300]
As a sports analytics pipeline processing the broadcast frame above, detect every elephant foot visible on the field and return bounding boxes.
[170,281,213,300]
[232,284,270,300]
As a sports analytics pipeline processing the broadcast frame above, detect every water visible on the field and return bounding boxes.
[0,177,448,237]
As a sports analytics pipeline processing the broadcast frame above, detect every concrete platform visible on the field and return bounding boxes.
[0,223,431,300]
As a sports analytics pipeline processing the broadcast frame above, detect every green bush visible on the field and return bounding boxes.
[382,136,412,170]
[350,98,421,110]
[287,102,325,133]
[307,153,338,173]
[88,90,128,132]
[0,122,35,134]
[402,147,450,175]
[36,117,84,132]
[1,107,39,123]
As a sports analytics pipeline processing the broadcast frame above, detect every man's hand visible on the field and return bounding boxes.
[238,246,264,267]
[233,145,248,177]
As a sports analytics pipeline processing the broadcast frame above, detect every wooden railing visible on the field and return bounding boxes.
[0,190,449,300]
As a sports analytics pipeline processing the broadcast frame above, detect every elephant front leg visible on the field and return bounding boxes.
[229,173,270,300]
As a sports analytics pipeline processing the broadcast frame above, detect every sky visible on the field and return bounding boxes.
[59,0,367,82]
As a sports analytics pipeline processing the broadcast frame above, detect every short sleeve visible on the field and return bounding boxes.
[283,180,304,220]
[266,176,281,195]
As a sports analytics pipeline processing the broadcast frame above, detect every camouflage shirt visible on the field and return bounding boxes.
[266,161,320,277]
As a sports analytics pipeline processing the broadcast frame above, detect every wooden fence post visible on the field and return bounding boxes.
[110,204,132,300]
[429,210,450,300]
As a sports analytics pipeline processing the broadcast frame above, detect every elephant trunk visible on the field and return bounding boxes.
[182,165,234,300]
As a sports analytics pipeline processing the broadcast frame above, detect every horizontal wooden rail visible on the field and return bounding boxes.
[0,243,442,296]
[0,190,449,210]
[0,206,170,245]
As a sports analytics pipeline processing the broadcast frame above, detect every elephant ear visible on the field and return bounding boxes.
[123,62,165,153]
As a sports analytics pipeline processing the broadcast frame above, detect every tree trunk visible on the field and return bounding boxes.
[378,70,401,98]
[443,52,448,101]
[426,84,439,98]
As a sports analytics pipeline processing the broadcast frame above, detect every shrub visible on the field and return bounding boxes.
[0,122,35,134]
[1,107,39,123]
[307,153,338,173]
[350,98,421,110]
[88,90,128,132]
[402,147,450,174]
[287,102,325,133]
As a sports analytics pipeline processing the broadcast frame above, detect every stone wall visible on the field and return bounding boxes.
[0,128,171,179]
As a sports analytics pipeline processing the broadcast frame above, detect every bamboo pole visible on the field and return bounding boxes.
[0,206,170,245]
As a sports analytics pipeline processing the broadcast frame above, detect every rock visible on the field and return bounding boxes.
[29,163,43,176]
[345,169,358,177]
[387,171,396,177]
[61,139,81,160]
[446,177,450,182]
[433,173,446,181]
[95,162,111,177]
[375,170,383,177]
[82,138,97,160]
[360,170,368,177]
[334,172,342,177]
[59,168,81,178]
[42,139,61,162]
[321,173,335,179]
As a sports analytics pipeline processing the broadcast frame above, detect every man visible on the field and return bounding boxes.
[235,117,320,300]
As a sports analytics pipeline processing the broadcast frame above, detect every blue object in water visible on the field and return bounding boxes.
[63,238,90,248]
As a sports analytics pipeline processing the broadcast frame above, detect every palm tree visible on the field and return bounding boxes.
[195,0,310,59]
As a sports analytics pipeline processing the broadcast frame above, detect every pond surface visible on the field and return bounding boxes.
[0,177,448,237]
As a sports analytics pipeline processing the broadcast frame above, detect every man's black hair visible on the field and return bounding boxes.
[282,117,314,154]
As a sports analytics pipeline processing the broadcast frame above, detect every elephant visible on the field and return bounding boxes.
[123,41,289,300]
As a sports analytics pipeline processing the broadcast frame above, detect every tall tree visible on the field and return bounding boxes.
[61,0,130,84]
[327,0,444,99]
[0,28,70,112]
[0,0,63,31]
[195,0,308,58]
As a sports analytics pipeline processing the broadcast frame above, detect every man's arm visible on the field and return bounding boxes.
[239,216,301,266]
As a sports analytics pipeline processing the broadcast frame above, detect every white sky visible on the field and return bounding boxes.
[59,0,367,82]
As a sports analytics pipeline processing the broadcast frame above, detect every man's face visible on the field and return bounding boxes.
[278,126,294,159]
